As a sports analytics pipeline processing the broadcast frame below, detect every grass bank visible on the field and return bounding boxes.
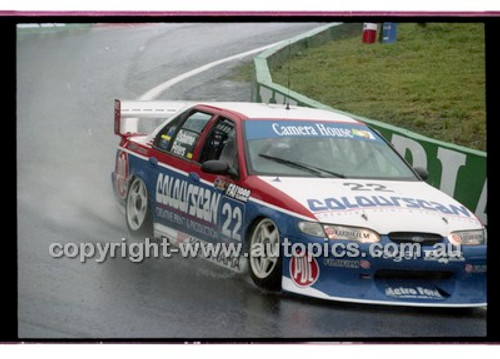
[272,23,486,151]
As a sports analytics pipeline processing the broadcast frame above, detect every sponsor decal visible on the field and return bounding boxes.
[156,173,221,225]
[323,258,360,269]
[325,226,376,242]
[225,184,251,203]
[214,179,251,202]
[155,172,244,242]
[465,264,487,273]
[155,206,219,239]
[272,122,353,138]
[214,177,228,191]
[323,258,371,269]
[423,244,464,264]
[290,252,320,287]
[187,237,241,271]
[307,195,472,218]
[115,151,129,199]
[360,259,371,269]
[175,130,197,146]
[385,286,445,300]
[352,128,376,140]
[170,129,199,158]
[171,143,187,156]
[245,120,381,143]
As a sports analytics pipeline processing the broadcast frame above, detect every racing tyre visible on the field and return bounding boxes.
[248,218,282,290]
[125,177,153,238]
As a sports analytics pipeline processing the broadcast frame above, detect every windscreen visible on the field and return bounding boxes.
[244,119,418,180]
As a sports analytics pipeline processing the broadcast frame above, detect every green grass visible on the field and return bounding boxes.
[272,23,486,151]
[225,60,254,82]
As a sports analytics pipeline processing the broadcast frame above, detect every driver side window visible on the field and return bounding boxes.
[199,118,238,172]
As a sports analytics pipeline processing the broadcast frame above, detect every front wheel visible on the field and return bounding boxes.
[248,218,282,290]
[125,176,153,238]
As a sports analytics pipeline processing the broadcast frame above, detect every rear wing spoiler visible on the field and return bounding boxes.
[114,99,193,137]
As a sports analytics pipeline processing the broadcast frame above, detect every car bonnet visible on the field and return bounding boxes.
[257,176,483,236]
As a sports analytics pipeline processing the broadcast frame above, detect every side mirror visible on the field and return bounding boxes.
[201,160,231,175]
[413,167,428,181]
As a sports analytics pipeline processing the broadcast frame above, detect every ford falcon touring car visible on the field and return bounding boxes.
[111,100,486,307]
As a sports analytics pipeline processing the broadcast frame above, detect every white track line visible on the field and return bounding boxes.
[139,41,282,100]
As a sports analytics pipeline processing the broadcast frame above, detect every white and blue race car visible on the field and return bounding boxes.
[112,99,486,307]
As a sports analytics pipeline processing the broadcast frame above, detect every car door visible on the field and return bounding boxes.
[149,108,247,270]
[197,116,246,245]
[193,115,248,271]
[149,108,219,244]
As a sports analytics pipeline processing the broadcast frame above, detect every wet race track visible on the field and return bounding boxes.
[17,23,486,339]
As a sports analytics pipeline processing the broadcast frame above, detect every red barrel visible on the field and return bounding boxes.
[362,23,378,44]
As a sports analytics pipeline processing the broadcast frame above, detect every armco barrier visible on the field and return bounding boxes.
[252,23,487,224]
[17,23,93,34]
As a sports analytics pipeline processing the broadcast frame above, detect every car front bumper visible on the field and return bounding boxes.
[281,236,486,307]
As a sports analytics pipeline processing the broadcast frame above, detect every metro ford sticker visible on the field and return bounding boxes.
[385,286,445,300]
[307,195,471,217]
[290,252,320,288]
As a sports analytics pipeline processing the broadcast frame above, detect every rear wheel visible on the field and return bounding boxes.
[126,177,153,238]
[248,218,282,290]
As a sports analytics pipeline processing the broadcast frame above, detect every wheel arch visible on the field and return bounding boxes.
[244,215,268,249]
[126,166,156,205]
[243,204,299,245]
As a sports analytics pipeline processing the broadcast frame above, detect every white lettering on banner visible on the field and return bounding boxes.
[390,134,487,224]
[475,180,487,224]
[271,123,318,136]
[437,147,467,197]
[391,134,428,169]
[315,124,353,138]
[271,122,354,138]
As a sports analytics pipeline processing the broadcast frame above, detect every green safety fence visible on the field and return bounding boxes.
[16,23,94,34]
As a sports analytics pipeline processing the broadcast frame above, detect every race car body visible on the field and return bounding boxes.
[112,99,486,307]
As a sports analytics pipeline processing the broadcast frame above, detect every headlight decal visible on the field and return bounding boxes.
[298,221,380,243]
[324,225,380,243]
